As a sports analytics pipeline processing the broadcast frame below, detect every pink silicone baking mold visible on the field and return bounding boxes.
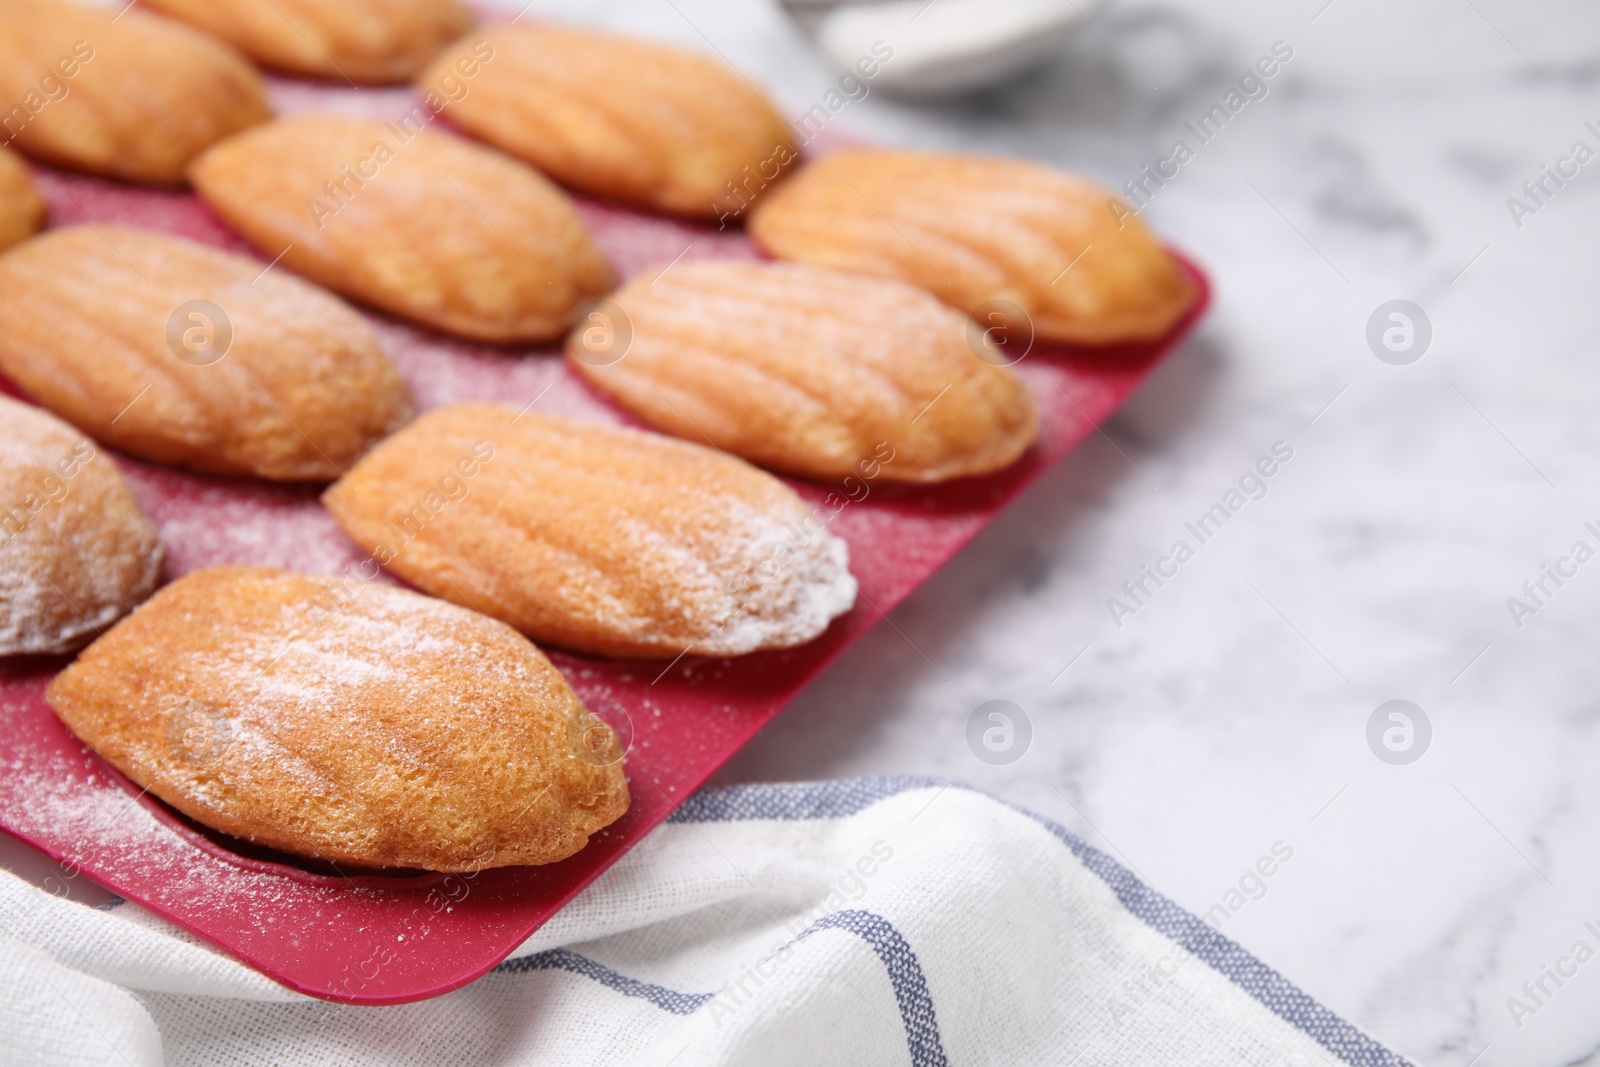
[0,77,1210,1005]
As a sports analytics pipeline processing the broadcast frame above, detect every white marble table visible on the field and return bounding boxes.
[537,1,1598,1064]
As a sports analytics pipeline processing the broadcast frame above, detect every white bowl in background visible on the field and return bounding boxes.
[782,0,1105,98]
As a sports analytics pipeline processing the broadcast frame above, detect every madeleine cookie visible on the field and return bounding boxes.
[0,226,413,481]
[420,23,796,218]
[143,0,473,84]
[0,0,270,184]
[0,145,45,252]
[749,150,1197,345]
[1,396,162,656]
[189,115,614,342]
[45,566,629,871]
[322,404,857,658]
[569,261,1038,482]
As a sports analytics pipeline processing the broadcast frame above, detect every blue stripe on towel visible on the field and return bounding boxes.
[799,910,948,1067]
[495,948,712,1014]
[495,909,949,1066]
[669,777,1413,1067]
[667,776,943,824]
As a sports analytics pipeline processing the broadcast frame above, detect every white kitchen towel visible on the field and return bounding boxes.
[0,778,1408,1066]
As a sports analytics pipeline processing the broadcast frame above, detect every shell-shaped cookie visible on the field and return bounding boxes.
[189,115,614,342]
[748,149,1197,345]
[1,396,163,656]
[568,261,1039,483]
[0,225,414,481]
[322,404,858,659]
[45,566,629,871]
[0,0,271,184]
[143,0,473,84]
[0,145,45,252]
[420,23,797,218]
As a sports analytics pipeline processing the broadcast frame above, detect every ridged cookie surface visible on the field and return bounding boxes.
[0,226,414,481]
[420,23,796,218]
[143,0,472,84]
[569,261,1039,482]
[1,396,163,656]
[749,150,1197,345]
[0,0,271,184]
[0,145,45,252]
[322,404,858,659]
[189,115,614,342]
[45,566,630,871]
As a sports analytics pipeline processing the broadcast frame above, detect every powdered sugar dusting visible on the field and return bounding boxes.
[1,677,378,925]
[115,461,377,581]
[1,397,162,654]
[695,499,856,656]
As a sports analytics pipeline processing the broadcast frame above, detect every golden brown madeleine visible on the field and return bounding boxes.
[322,404,857,659]
[0,225,413,481]
[0,144,45,251]
[142,0,472,85]
[1,396,162,656]
[569,261,1039,483]
[45,566,629,871]
[189,115,614,342]
[749,149,1198,345]
[0,0,270,184]
[420,23,797,219]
